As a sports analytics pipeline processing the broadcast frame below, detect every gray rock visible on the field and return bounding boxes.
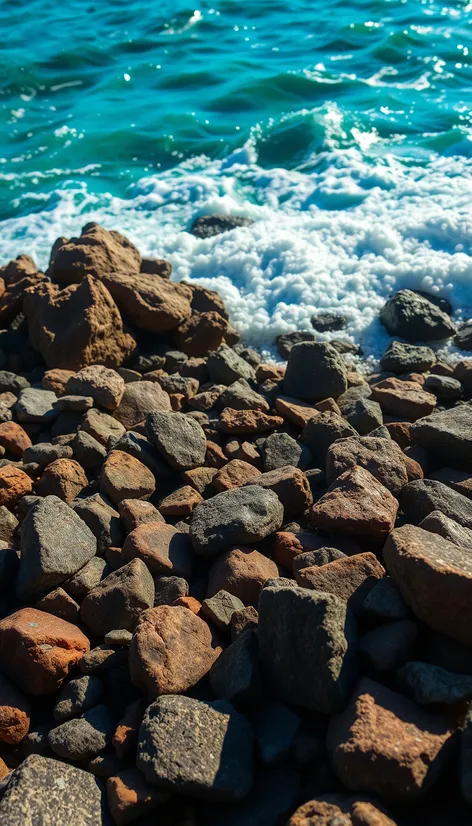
[326,435,409,496]
[48,704,115,760]
[137,695,254,801]
[341,398,383,435]
[17,495,97,601]
[15,388,58,423]
[284,342,347,401]
[104,629,132,646]
[367,424,392,440]
[230,606,259,641]
[380,289,456,341]
[118,498,165,532]
[311,313,347,332]
[190,485,284,557]
[53,394,94,413]
[190,214,254,239]
[419,510,472,551]
[361,577,409,621]
[219,379,269,412]
[380,341,436,373]
[80,559,154,636]
[301,412,357,464]
[0,754,107,825]
[146,411,207,470]
[23,442,74,469]
[0,371,30,394]
[258,583,357,713]
[202,590,245,631]
[261,432,311,471]
[113,430,169,478]
[80,645,128,675]
[73,431,107,471]
[411,404,472,460]
[276,332,316,360]
[66,556,110,597]
[54,675,103,721]
[400,479,472,528]
[203,767,301,826]
[209,628,261,703]
[207,345,256,385]
[456,321,472,350]
[74,494,123,552]
[292,547,346,574]
[0,505,18,543]
[424,374,463,399]
[154,575,189,606]
[398,661,472,705]
[359,621,418,671]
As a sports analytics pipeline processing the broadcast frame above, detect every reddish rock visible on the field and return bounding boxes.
[248,466,312,515]
[36,588,80,624]
[100,450,155,505]
[287,797,397,826]
[181,466,218,495]
[205,440,227,469]
[327,678,454,801]
[1,253,37,285]
[118,499,165,532]
[107,768,168,826]
[326,437,409,496]
[122,522,194,579]
[175,311,228,356]
[385,422,413,449]
[0,608,90,695]
[185,281,229,319]
[256,364,285,383]
[66,365,125,410]
[403,453,424,481]
[213,459,261,492]
[172,596,202,614]
[218,408,283,435]
[0,672,31,744]
[0,422,32,457]
[113,381,171,429]
[383,524,472,644]
[129,605,221,698]
[275,396,319,428]
[207,546,279,606]
[159,485,203,517]
[0,465,33,507]
[113,699,146,759]
[371,379,436,420]
[24,275,136,370]
[42,368,75,395]
[49,222,141,284]
[296,553,385,614]
[38,458,88,504]
[311,466,398,541]
[315,398,342,415]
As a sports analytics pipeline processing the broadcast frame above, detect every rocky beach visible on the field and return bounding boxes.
[0,221,469,823]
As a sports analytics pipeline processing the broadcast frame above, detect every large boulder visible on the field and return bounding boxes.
[100,271,192,333]
[48,222,141,284]
[379,289,456,342]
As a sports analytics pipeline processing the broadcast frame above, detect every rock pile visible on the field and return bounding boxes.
[0,225,471,824]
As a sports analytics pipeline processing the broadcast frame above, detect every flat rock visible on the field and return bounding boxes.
[146,411,207,469]
[400,478,472,528]
[218,408,283,434]
[190,214,254,238]
[284,342,347,401]
[411,403,472,460]
[371,378,436,420]
[379,289,456,342]
[123,521,194,578]
[137,695,253,801]
[326,436,409,496]
[66,365,125,410]
[100,450,155,505]
[15,387,57,423]
[113,381,171,429]
[81,559,154,636]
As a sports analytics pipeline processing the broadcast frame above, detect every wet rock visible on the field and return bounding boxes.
[258,582,357,713]
[101,270,192,333]
[137,695,253,801]
[190,485,283,557]
[411,403,472,460]
[380,341,436,373]
[190,214,254,238]
[49,222,141,284]
[100,450,155,505]
[207,546,279,605]
[49,703,115,760]
[297,552,385,615]
[400,478,472,528]
[38,458,88,503]
[53,675,103,721]
[66,365,125,410]
[146,411,207,469]
[0,672,31,744]
[209,629,261,703]
[284,342,347,401]
[17,495,96,601]
[326,436,409,496]
[123,522,194,579]
[371,378,436,419]
[379,289,456,341]
[81,559,154,636]
[207,345,256,385]
[397,661,472,705]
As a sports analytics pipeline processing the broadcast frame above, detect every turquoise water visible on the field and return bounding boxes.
[1,0,472,358]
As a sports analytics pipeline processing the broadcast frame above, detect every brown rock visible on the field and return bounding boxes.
[66,365,125,410]
[100,450,155,505]
[218,408,283,434]
[287,796,397,826]
[274,530,359,571]
[173,596,202,614]
[159,485,203,517]
[42,368,75,395]
[0,465,33,507]
[275,396,320,428]
[207,546,278,606]
[24,275,136,370]
[81,408,126,445]
[129,605,221,697]
[175,311,228,356]
[326,437,409,496]
[36,587,80,624]
[248,466,313,515]
[383,524,472,644]
[384,421,413,449]
[224,440,261,467]
[113,381,171,429]
[205,440,227,469]
[0,422,32,457]
[0,608,90,695]
[118,499,164,532]
[38,458,88,504]
[327,678,454,801]
[0,672,31,744]
[311,466,398,541]
[181,466,218,496]
[101,271,192,333]
[112,699,146,759]
[0,756,9,781]
[122,522,194,579]
[107,768,168,826]
[0,272,46,328]
[213,459,261,492]
[49,222,141,284]
[371,379,436,420]
[1,253,37,285]
[256,364,285,383]
[185,281,229,319]
[296,553,385,614]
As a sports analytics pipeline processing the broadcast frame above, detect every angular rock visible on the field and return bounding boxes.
[15,388,57,423]
[275,396,320,428]
[400,478,472,528]
[100,450,155,505]
[213,459,260,492]
[66,365,125,410]
[175,310,228,357]
[101,270,192,333]
[118,498,164,531]
[146,411,207,469]
[380,341,436,373]
[207,547,279,605]
[74,494,123,553]
[326,436,409,496]
[36,587,80,623]
[209,628,261,704]
[207,345,256,385]
[297,552,385,614]
[276,332,316,360]
[397,661,472,705]
[106,767,168,826]
[153,576,189,607]
[411,403,472,461]
[379,289,456,341]
[340,398,383,436]
[371,378,436,420]
[66,557,109,597]
[81,408,125,445]
[113,381,171,429]
[247,466,312,515]
[81,559,155,636]
[301,411,357,464]
[123,522,194,579]
[284,342,347,401]
[159,484,203,516]
[202,590,245,632]
[38,458,88,504]
[419,510,472,551]
[49,703,115,760]
[361,577,409,621]
[218,408,283,434]
[49,222,141,284]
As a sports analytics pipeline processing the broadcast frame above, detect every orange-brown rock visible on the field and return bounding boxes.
[275,396,319,428]
[0,271,46,328]
[326,436,409,496]
[296,552,385,614]
[118,499,165,531]
[0,756,9,781]
[100,450,155,505]
[0,465,33,507]
[101,271,192,333]
[49,222,141,284]
[205,440,227,469]
[385,421,413,448]
[256,364,285,383]
[287,796,397,826]
[327,678,454,801]
[172,596,202,614]
[107,768,169,826]
[213,459,261,492]
[23,275,136,370]
[66,364,125,410]
[371,379,436,420]
[224,440,261,467]
[175,310,228,356]
[249,466,313,515]
[0,672,31,744]
[218,408,283,434]
[113,699,146,759]
[0,253,37,285]
[38,458,88,504]
[122,521,194,579]
[0,608,90,695]
[403,453,424,481]
[315,398,342,415]
[0,422,32,457]
[207,546,278,606]
[311,466,398,541]
[42,368,75,395]
[129,605,221,698]
[158,485,203,517]
[181,466,218,495]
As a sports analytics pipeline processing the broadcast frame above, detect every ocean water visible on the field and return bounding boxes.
[1,0,472,363]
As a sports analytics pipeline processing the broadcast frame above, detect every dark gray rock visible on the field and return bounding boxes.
[311,313,347,332]
[80,558,154,636]
[48,704,115,760]
[137,695,254,801]
[424,374,463,399]
[23,442,74,470]
[73,431,107,471]
[284,342,347,401]
[190,485,284,557]
[411,404,472,460]
[207,345,256,385]
[261,432,311,471]
[54,675,103,721]
[276,332,316,360]
[0,548,19,594]
[359,620,418,671]
[17,495,97,601]
[74,494,123,552]
[146,411,207,470]
[253,700,300,765]
[361,577,409,621]
[398,661,472,705]
[380,289,456,341]
[292,547,346,574]
[154,575,189,606]
[380,341,436,373]
[202,589,245,631]
[0,371,30,394]
[15,388,58,423]
[0,505,18,544]
[113,430,169,478]
[190,214,254,239]
[456,321,472,350]
[209,628,261,703]
[80,645,128,675]
[0,754,107,825]
[419,510,472,551]
[66,556,110,597]
[301,412,357,464]
[401,479,472,528]
[204,767,301,826]
[219,379,269,412]
[258,583,357,713]
[341,398,383,435]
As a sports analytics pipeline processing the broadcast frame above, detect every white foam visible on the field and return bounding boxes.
[1,138,472,365]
